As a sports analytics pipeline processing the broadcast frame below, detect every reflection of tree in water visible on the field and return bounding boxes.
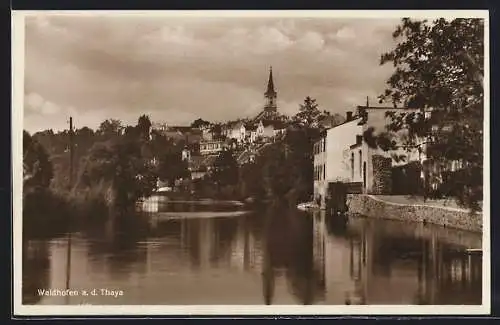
[209,217,239,265]
[185,218,201,268]
[82,212,150,279]
[106,214,149,277]
[180,216,240,268]
[261,207,325,305]
[22,240,51,305]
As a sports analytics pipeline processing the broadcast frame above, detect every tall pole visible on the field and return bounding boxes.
[69,117,74,192]
[65,117,74,303]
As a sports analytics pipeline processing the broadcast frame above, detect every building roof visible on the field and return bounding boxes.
[318,114,346,128]
[200,139,225,144]
[232,121,245,129]
[189,154,218,171]
[265,66,276,97]
[261,119,286,129]
[327,116,364,130]
[356,105,421,111]
[245,123,258,131]
[254,109,279,122]
[168,126,193,133]
[163,130,185,139]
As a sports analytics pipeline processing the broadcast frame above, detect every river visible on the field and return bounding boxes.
[22,200,482,305]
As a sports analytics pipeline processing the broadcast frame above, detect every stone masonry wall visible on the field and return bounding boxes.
[347,194,482,233]
[371,155,392,194]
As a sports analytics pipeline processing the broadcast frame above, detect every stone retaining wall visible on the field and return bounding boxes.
[347,194,482,233]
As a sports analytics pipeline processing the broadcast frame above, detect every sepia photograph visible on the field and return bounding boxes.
[13,10,489,315]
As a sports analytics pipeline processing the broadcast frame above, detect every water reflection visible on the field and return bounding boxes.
[22,240,51,304]
[22,206,482,305]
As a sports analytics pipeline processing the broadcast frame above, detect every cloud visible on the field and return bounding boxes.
[24,92,61,115]
[23,14,400,133]
[334,26,356,40]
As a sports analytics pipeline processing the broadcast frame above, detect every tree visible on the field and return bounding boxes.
[74,126,95,158]
[123,125,138,138]
[294,96,321,125]
[137,115,152,141]
[377,18,484,210]
[211,123,226,141]
[80,137,157,208]
[191,118,211,129]
[294,96,335,129]
[156,147,190,188]
[23,131,54,190]
[213,149,239,186]
[97,119,123,138]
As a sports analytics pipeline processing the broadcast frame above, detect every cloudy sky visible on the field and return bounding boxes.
[23,13,401,133]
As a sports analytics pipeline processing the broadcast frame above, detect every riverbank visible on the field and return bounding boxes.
[347,194,482,233]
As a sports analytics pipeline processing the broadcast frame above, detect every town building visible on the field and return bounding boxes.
[226,121,247,143]
[244,123,258,143]
[313,106,428,208]
[201,127,214,141]
[256,120,286,140]
[199,140,226,155]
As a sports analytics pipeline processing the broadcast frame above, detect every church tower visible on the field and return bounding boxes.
[264,66,277,113]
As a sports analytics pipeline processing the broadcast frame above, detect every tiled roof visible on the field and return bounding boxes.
[231,121,245,129]
[261,120,286,129]
[245,123,257,131]
[168,126,193,133]
[189,154,218,171]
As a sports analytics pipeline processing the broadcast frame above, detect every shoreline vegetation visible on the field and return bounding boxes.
[22,18,484,241]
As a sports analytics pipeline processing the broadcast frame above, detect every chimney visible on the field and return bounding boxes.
[346,111,353,121]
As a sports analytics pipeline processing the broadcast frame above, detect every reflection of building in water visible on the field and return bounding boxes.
[417,237,482,304]
[311,212,326,293]
[346,218,482,305]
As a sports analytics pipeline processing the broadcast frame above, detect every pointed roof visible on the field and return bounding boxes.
[265,66,276,97]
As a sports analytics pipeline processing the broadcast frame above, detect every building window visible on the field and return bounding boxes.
[351,152,355,180]
[359,150,362,177]
[322,164,325,180]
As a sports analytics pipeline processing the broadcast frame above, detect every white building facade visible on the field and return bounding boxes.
[199,140,225,155]
[313,107,429,208]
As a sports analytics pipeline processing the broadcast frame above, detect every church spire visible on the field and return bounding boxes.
[265,66,276,97]
[254,66,279,121]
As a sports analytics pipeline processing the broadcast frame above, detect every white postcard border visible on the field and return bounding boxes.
[12,9,491,316]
